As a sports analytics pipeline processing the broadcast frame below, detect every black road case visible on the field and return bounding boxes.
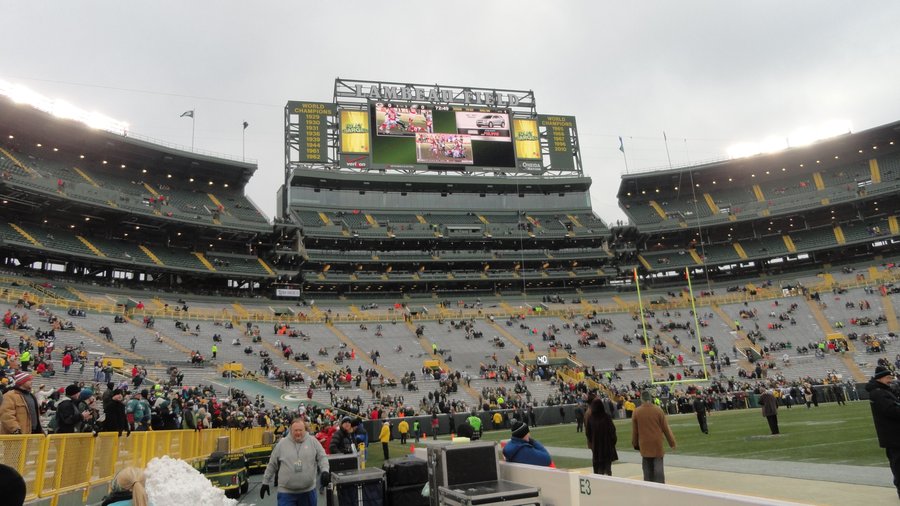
[382,457,428,488]
[331,468,385,506]
[386,483,428,506]
[438,480,541,506]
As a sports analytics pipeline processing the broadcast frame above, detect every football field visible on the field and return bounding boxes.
[361,401,886,470]
[481,401,886,467]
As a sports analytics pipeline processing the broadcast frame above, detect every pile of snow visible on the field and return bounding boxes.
[145,455,238,506]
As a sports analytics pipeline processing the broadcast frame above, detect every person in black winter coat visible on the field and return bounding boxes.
[585,398,618,475]
[55,385,86,434]
[329,417,356,454]
[866,365,900,499]
[102,389,130,436]
[692,393,709,434]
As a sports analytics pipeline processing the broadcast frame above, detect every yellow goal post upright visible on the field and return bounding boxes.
[633,267,711,386]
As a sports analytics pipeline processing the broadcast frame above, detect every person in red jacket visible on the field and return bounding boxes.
[62,353,73,373]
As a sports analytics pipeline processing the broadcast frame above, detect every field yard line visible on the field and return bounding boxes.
[728,437,877,458]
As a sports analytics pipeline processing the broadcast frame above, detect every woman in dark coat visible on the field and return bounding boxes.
[585,398,618,475]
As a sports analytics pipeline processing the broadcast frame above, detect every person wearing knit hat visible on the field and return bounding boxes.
[12,372,32,388]
[502,419,551,466]
[329,416,356,455]
[55,384,89,434]
[866,365,900,498]
[0,371,41,434]
[631,389,676,483]
[511,420,530,438]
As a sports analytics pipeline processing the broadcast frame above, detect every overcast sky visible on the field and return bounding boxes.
[2,1,899,224]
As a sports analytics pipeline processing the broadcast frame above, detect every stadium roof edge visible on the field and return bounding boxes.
[619,118,900,182]
[0,95,258,188]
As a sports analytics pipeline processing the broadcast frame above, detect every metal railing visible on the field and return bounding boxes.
[1,427,264,503]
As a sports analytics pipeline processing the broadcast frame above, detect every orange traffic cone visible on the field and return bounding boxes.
[423,433,427,440]
[410,444,415,454]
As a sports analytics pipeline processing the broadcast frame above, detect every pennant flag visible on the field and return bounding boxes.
[180,110,194,118]
[243,121,249,130]
[618,136,625,153]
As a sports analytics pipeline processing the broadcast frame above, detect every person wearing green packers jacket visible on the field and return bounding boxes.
[467,411,482,440]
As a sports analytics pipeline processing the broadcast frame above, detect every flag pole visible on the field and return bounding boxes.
[191,114,195,152]
[242,121,246,161]
[663,130,673,169]
[618,136,630,174]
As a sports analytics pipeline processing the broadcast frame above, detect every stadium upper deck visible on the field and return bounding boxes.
[0,95,276,288]
[616,121,900,281]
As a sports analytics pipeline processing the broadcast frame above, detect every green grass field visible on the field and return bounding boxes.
[362,401,886,470]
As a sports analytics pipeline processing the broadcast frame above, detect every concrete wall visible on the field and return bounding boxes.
[411,447,806,506]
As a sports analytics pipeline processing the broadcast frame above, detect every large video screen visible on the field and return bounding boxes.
[370,103,515,168]
[374,104,432,136]
[415,133,473,164]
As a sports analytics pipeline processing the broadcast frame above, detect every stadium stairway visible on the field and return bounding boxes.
[230,303,250,319]
[498,301,521,317]
[709,303,759,367]
[578,299,597,314]
[611,295,633,311]
[881,293,900,333]
[803,298,866,382]
[257,335,317,381]
[486,321,529,352]
[72,322,144,363]
[123,316,195,358]
[65,286,89,303]
[323,323,396,380]
[404,320,482,402]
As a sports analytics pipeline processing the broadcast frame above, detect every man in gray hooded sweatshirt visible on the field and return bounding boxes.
[261,418,330,505]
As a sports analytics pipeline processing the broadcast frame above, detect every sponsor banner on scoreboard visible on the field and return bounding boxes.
[513,118,541,160]
[340,110,370,154]
[275,288,301,298]
[454,112,511,142]
[340,154,370,169]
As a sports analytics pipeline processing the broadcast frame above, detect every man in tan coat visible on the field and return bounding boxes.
[631,390,676,483]
[0,372,41,434]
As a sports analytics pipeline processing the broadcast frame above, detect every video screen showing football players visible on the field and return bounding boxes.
[415,133,474,164]
[374,102,433,137]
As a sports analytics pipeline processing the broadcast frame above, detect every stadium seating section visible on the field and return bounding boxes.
[1,142,268,231]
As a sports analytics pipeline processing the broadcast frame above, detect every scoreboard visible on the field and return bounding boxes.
[285,79,581,176]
